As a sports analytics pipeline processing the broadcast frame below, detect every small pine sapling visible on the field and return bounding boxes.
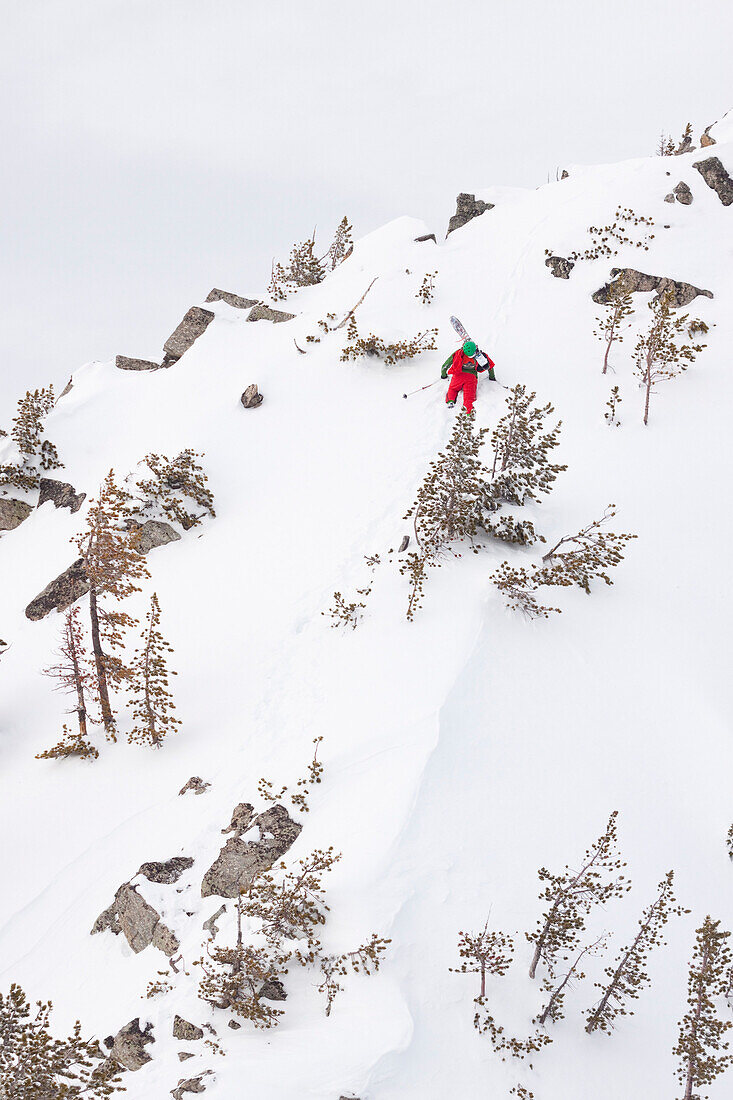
[132,450,215,530]
[0,983,124,1096]
[258,737,325,815]
[322,589,369,629]
[605,385,622,427]
[340,322,438,365]
[674,916,733,1100]
[128,593,180,748]
[727,825,733,861]
[634,290,706,425]
[73,471,150,739]
[416,271,437,304]
[536,934,608,1027]
[35,723,99,762]
[527,811,629,980]
[586,870,687,1035]
[594,276,634,374]
[325,216,353,270]
[317,934,390,1016]
[451,921,514,998]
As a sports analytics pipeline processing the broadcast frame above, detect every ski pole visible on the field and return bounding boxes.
[402,379,441,399]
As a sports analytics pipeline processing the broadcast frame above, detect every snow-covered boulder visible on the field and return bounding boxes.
[446,192,494,236]
[205,288,258,310]
[592,268,714,308]
[91,882,179,956]
[246,303,295,323]
[163,305,215,362]
[138,856,194,884]
[106,1018,155,1071]
[115,355,161,371]
[201,804,302,898]
[25,558,90,620]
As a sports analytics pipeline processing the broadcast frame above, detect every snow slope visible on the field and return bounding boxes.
[1,128,732,1100]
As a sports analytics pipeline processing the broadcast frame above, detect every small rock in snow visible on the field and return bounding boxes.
[0,498,33,532]
[240,384,264,409]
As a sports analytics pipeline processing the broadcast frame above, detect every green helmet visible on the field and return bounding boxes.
[463,339,477,357]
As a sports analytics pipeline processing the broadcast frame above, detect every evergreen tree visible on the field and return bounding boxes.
[1,386,62,491]
[451,921,514,998]
[0,983,124,1097]
[674,917,733,1100]
[132,450,215,530]
[634,290,706,426]
[401,413,489,620]
[536,934,608,1027]
[586,870,687,1034]
[484,384,566,542]
[326,216,354,269]
[43,606,96,743]
[527,811,629,980]
[594,276,634,374]
[128,593,180,748]
[73,471,149,739]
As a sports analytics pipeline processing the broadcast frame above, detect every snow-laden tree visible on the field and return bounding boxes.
[594,276,634,374]
[131,449,215,530]
[0,386,62,492]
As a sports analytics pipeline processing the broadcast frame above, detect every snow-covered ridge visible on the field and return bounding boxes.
[1,124,732,1100]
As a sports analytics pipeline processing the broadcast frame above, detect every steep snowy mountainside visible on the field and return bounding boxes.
[1,128,732,1100]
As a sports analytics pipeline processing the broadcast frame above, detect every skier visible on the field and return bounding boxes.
[440,339,496,413]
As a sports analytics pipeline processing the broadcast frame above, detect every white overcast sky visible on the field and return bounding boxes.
[1,0,731,412]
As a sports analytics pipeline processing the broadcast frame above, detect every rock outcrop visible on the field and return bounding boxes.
[673,181,693,205]
[693,156,733,206]
[173,1015,204,1041]
[545,255,575,279]
[259,978,287,1001]
[664,193,675,203]
[201,804,302,899]
[414,233,436,244]
[205,288,258,310]
[131,519,182,555]
[179,776,211,796]
[0,498,33,532]
[25,558,90,620]
[107,1018,155,1072]
[163,306,215,363]
[246,303,295,324]
[446,193,494,236]
[172,1073,212,1099]
[38,478,86,513]
[92,883,179,956]
[138,856,194,884]
[240,384,264,409]
[592,269,714,308]
[116,356,161,372]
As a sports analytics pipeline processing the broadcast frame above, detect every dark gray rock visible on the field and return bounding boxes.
[674,133,695,156]
[228,1019,241,1029]
[693,156,733,206]
[414,233,436,244]
[25,558,90,621]
[173,1016,204,1041]
[664,193,676,203]
[132,519,182,555]
[674,181,693,205]
[179,776,211,796]
[116,355,161,372]
[179,1051,195,1061]
[109,1018,155,1071]
[545,255,575,279]
[59,377,74,398]
[205,288,258,310]
[240,384,263,409]
[259,978,287,1001]
[91,883,179,956]
[163,306,216,362]
[138,856,194,885]
[246,303,295,324]
[38,478,86,514]
[446,193,494,236]
[592,268,714,308]
[201,804,302,899]
[0,498,33,532]
[560,169,569,180]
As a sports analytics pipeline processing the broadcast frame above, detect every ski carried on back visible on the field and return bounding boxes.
[450,315,470,342]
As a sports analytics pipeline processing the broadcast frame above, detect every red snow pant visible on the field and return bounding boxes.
[446,370,478,413]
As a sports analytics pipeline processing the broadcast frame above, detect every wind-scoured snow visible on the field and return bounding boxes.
[1,132,732,1099]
